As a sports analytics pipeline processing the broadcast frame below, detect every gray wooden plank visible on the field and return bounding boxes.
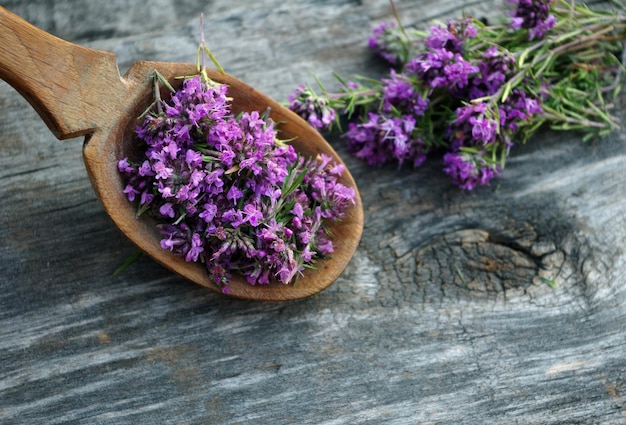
[1,0,625,424]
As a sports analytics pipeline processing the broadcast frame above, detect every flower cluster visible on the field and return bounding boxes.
[510,0,556,40]
[288,0,624,190]
[443,151,498,191]
[288,84,336,131]
[119,75,355,293]
[367,22,410,65]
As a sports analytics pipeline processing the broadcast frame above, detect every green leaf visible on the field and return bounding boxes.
[114,250,144,276]
[540,277,558,288]
[518,47,531,67]
[154,70,176,93]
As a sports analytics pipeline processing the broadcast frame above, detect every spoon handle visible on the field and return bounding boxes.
[0,6,127,139]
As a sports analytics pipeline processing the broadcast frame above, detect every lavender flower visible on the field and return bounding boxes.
[119,75,355,293]
[447,87,543,163]
[381,70,429,116]
[424,19,477,54]
[443,151,498,190]
[288,1,624,190]
[288,84,336,131]
[406,49,478,92]
[499,88,543,133]
[509,0,556,40]
[368,22,409,65]
[470,46,516,98]
[345,112,426,167]
[451,102,500,146]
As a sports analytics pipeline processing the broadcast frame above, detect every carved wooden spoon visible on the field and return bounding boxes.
[0,6,363,301]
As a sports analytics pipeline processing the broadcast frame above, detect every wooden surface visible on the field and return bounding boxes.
[1,0,625,423]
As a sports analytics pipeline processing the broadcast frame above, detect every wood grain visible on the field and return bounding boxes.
[1,0,626,423]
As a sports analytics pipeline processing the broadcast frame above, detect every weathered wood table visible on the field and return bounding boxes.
[1,0,625,423]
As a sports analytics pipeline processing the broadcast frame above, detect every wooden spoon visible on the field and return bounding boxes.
[0,6,363,301]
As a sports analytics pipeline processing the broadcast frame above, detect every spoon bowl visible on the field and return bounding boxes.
[0,7,363,301]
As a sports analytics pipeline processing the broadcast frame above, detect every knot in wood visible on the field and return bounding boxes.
[415,229,538,299]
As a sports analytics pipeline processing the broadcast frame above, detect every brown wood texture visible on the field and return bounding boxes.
[1,0,625,423]
[0,7,123,139]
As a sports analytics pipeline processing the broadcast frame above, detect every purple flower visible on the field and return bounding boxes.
[288,84,336,131]
[470,47,516,98]
[301,154,357,220]
[424,19,477,54]
[317,235,335,255]
[204,169,225,194]
[159,223,195,257]
[406,49,478,92]
[199,203,218,223]
[119,74,355,291]
[185,149,203,168]
[159,203,176,219]
[368,22,409,65]
[381,70,429,116]
[345,112,427,167]
[123,184,139,202]
[186,232,204,262]
[499,87,543,133]
[243,203,263,227]
[154,161,173,180]
[443,151,498,190]
[140,191,153,206]
[226,185,243,203]
[118,158,132,173]
[444,55,481,90]
[509,0,556,40]
[451,102,500,146]
[454,85,543,150]
[138,160,153,177]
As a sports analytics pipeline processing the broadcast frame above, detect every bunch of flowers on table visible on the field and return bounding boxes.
[289,0,625,190]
